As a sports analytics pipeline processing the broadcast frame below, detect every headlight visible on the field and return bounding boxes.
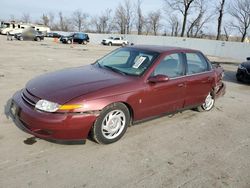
[35,100,60,112]
[238,64,246,70]
[35,100,83,112]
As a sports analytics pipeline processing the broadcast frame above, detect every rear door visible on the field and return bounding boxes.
[184,52,213,107]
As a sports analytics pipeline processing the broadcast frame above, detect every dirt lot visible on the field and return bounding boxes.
[0,35,250,188]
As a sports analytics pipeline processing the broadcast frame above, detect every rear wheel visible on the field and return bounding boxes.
[83,40,87,45]
[19,36,23,41]
[91,103,130,144]
[67,39,72,44]
[197,92,215,112]
[108,42,112,46]
[36,37,41,42]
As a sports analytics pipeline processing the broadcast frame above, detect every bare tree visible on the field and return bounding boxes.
[92,9,113,33]
[229,0,250,42]
[216,0,226,40]
[125,0,133,34]
[114,0,133,34]
[186,0,211,38]
[144,19,152,35]
[223,26,230,41]
[22,13,31,23]
[41,14,49,26]
[72,9,88,32]
[164,0,197,37]
[48,12,55,27]
[58,12,71,31]
[115,3,126,34]
[147,10,161,35]
[168,15,180,36]
[136,0,144,35]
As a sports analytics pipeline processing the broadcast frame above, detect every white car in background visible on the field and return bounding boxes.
[102,36,129,46]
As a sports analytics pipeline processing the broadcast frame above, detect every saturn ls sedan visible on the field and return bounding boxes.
[10,45,226,144]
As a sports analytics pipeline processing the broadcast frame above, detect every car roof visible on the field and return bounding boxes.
[127,45,200,54]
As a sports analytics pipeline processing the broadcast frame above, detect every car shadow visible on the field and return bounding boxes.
[223,70,238,84]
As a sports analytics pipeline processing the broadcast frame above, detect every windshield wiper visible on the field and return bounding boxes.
[95,60,101,67]
[103,65,127,75]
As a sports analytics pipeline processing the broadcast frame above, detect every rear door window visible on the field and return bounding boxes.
[186,53,209,75]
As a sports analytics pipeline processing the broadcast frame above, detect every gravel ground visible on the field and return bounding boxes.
[0,35,250,188]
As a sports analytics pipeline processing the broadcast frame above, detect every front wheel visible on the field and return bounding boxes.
[36,37,41,42]
[91,103,130,144]
[197,92,215,112]
[82,40,87,45]
[236,73,243,82]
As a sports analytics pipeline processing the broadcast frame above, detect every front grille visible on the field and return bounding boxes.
[21,89,39,107]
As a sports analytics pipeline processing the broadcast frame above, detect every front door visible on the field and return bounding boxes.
[139,53,187,119]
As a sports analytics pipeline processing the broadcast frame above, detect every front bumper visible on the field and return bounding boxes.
[11,90,97,142]
[236,68,250,82]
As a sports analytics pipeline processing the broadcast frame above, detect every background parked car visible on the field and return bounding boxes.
[46,32,61,38]
[60,32,89,44]
[102,36,129,46]
[14,28,44,41]
[236,57,250,83]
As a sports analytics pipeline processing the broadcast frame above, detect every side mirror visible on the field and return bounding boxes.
[246,57,250,61]
[148,75,169,83]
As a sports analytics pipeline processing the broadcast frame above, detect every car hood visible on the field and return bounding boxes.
[26,65,132,104]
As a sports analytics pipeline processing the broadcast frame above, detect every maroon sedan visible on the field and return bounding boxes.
[11,45,225,144]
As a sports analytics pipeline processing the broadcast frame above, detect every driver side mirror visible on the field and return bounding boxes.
[246,57,250,61]
[148,75,169,83]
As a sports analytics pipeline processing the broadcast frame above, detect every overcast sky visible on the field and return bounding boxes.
[0,0,238,35]
[0,0,164,20]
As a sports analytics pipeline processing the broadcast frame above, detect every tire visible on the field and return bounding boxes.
[122,42,126,47]
[108,42,112,46]
[236,73,243,82]
[91,103,130,144]
[196,92,215,112]
[82,40,87,45]
[67,40,72,44]
[19,36,23,41]
[36,37,41,42]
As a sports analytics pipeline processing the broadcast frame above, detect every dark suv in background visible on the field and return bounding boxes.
[60,32,89,44]
[236,57,250,83]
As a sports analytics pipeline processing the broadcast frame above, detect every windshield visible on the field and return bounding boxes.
[97,48,159,76]
[1,23,10,29]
